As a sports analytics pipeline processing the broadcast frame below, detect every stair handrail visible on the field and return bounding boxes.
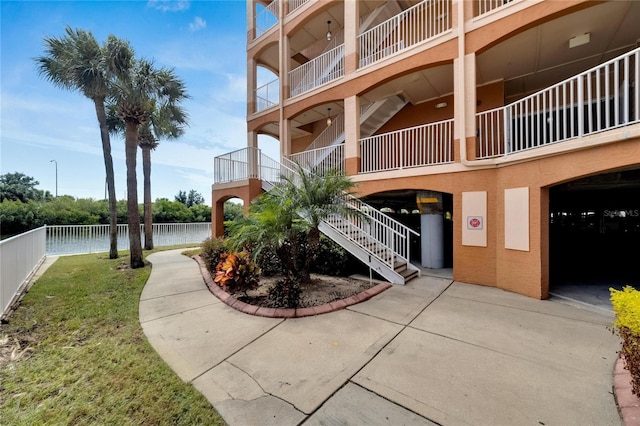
[278,156,418,267]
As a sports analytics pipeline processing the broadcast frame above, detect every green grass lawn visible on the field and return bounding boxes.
[0,248,226,425]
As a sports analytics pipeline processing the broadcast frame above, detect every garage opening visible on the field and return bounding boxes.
[549,168,640,307]
[361,190,453,270]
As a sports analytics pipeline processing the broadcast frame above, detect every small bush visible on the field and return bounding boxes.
[214,251,260,295]
[610,285,640,396]
[312,236,359,276]
[268,277,302,308]
[200,237,226,274]
[254,245,285,277]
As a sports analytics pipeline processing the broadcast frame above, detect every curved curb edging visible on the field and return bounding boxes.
[193,255,392,318]
[614,356,640,425]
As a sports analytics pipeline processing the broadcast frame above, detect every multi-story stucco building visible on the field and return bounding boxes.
[212,0,640,299]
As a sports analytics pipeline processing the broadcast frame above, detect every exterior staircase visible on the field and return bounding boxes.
[270,156,419,285]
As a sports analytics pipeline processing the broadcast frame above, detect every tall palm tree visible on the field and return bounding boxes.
[110,59,188,268]
[108,102,187,251]
[35,27,134,259]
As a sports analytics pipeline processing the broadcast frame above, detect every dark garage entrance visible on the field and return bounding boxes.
[549,168,640,308]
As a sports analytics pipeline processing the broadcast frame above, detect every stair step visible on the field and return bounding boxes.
[400,268,419,283]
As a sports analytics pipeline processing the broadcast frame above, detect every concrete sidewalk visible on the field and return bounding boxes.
[140,249,622,425]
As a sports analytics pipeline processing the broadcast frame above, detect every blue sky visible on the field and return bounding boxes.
[1,0,273,205]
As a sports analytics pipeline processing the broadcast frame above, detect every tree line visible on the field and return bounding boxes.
[36,26,187,267]
[0,172,220,237]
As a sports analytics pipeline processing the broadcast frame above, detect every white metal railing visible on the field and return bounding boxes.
[45,223,212,255]
[288,144,345,176]
[279,156,418,272]
[305,113,345,151]
[358,0,451,68]
[290,44,345,97]
[476,0,515,17]
[288,0,309,14]
[1,226,46,319]
[477,47,640,158]
[360,119,454,173]
[255,1,279,38]
[214,147,260,183]
[256,78,279,112]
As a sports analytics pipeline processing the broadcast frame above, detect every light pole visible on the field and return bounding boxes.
[50,160,58,197]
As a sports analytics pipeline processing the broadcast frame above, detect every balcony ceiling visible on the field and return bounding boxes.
[477,0,640,101]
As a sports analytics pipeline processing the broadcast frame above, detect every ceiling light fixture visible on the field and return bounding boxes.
[569,33,590,49]
[435,102,448,109]
[326,20,332,41]
[326,108,332,127]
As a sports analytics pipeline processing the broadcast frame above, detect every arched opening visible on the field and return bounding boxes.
[362,189,453,273]
[549,167,640,307]
[258,133,280,162]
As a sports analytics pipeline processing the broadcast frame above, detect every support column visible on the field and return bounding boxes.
[246,0,255,43]
[344,95,360,176]
[419,191,444,268]
[281,118,291,157]
[344,0,359,74]
[247,57,257,115]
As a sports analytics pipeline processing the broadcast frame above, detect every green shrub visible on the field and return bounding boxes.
[255,245,285,276]
[610,285,640,396]
[312,235,361,276]
[214,251,260,295]
[268,277,302,308]
[200,237,227,274]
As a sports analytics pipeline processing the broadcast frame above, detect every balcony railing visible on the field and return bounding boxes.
[289,44,344,97]
[477,47,640,159]
[214,147,260,183]
[475,0,516,17]
[358,0,451,68]
[255,1,279,38]
[288,144,345,176]
[360,119,454,173]
[288,0,309,15]
[256,78,279,112]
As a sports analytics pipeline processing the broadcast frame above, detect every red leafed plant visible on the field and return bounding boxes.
[214,251,260,295]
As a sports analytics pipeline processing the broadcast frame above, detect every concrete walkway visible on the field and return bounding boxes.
[140,249,622,426]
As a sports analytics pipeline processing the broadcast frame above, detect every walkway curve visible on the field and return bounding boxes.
[139,249,623,426]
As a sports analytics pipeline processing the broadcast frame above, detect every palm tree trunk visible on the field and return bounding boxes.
[125,121,144,268]
[94,98,118,259]
[142,145,153,250]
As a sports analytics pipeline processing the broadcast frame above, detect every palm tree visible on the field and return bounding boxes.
[110,59,188,268]
[108,103,187,251]
[35,27,134,259]
[281,164,363,282]
[228,163,362,283]
[226,188,305,278]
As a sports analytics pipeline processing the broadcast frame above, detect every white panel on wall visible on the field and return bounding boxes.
[462,191,487,247]
[505,187,530,251]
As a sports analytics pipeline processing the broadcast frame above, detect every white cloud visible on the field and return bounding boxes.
[189,16,206,32]
[147,0,190,12]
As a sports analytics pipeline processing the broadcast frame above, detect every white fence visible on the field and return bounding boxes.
[214,147,261,183]
[358,0,451,68]
[1,223,212,319]
[1,226,46,320]
[46,223,212,255]
[477,47,640,158]
[360,119,454,173]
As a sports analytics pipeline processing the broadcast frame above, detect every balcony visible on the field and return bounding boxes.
[256,78,279,112]
[255,1,279,39]
[358,0,452,68]
[289,44,345,97]
[477,48,640,159]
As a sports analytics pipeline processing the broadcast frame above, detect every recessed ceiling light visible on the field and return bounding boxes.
[569,33,590,49]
